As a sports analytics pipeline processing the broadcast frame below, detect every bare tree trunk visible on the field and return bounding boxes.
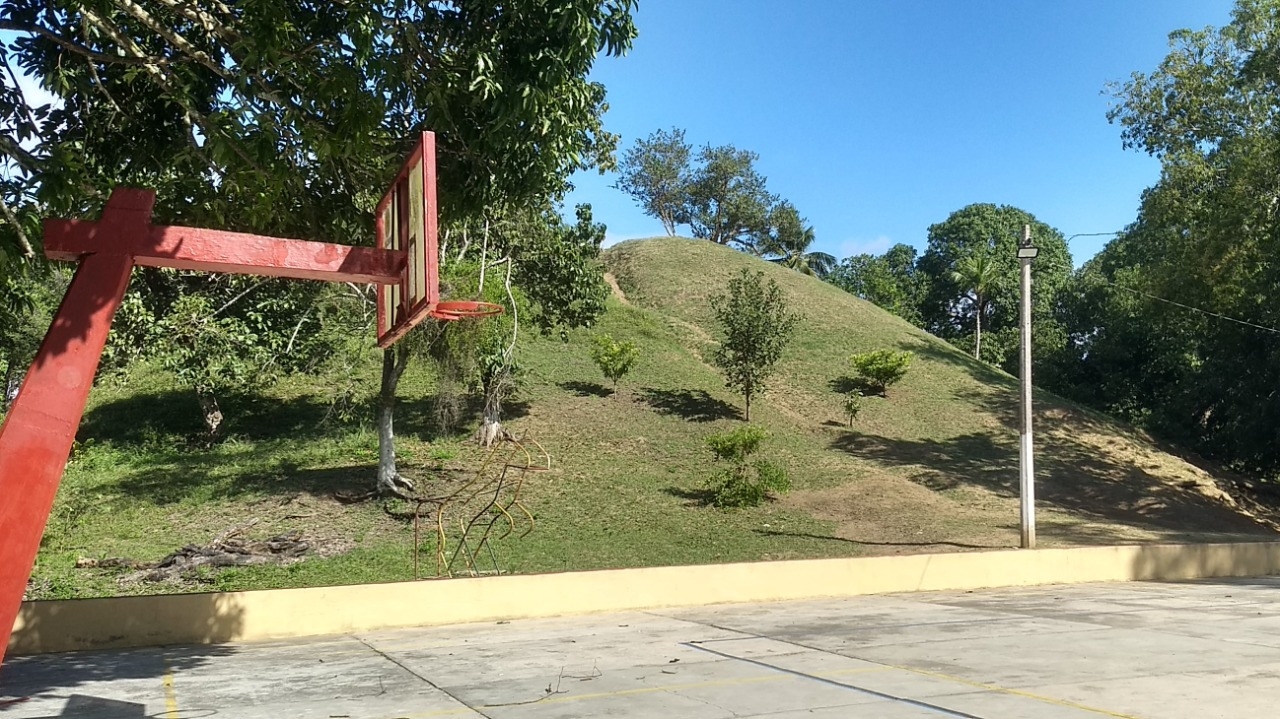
[974,295,983,361]
[477,389,504,448]
[377,345,414,497]
[744,388,752,422]
[477,256,519,448]
[195,387,223,440]
[1,361,18,412]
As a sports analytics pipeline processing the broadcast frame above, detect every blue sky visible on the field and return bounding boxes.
[563,0,1238,266]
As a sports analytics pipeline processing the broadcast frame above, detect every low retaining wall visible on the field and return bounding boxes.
[11,541,1280,655]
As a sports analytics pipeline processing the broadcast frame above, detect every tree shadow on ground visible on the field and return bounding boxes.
[639,388,740,422]
[829,428,1278,539]
[663,485,716,507]
[952,381,1265,506]
[79,389,206,444]
[105,461,382,506]
[827,376,881,397]
[83,388,531,448]
[753,528,1003,550]
[79,385,527,506]
[897,336,1013,388]
[80,390,360,446]
[1,619,239,703]
[558,380,612,398]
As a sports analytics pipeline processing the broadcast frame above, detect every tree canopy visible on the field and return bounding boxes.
[613,129,806,257]
[757,201,836,278]
[686,144,776,248]
[1046,0,1280,478]
[827,243,926,325]
[829,204,1071,374]
[614,127,691,236]
[0,1,637,490]
[0,1,638,263]
[916,204,1072,373]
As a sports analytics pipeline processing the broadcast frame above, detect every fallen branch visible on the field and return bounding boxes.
[75,520,315,585]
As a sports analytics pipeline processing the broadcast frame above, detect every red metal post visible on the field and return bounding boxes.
[0,189,154,662]
[0,253,136,663]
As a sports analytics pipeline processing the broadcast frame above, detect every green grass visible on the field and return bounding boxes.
[27,238,1278,599]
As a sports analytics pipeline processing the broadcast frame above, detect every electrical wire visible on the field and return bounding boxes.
[1065,230,1280,334]
[1065,231,1125,242]
[1095,276,1280,335]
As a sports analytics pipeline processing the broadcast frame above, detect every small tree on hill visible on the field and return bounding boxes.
[850,350,912,396]
[589,334,639,392]
[843,391,863,427]
[712,269,798,421]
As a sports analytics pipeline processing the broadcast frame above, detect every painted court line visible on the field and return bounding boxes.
[684,642,985,719]
[879,662,1141,719]
[162,664,179,718]
[369,666,893,718]
[670,617,1141,719]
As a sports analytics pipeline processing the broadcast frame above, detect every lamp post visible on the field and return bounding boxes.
[1016,224,1038,549]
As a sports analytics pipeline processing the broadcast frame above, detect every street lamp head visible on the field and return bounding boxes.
[1017,246,1039,260]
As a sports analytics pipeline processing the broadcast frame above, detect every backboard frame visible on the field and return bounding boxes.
[376,131,440,348]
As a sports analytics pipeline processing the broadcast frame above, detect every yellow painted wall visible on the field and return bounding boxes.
[11,542,1280,655]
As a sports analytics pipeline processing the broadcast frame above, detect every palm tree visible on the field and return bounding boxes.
[761,202,837,278]
[771,227,837,277]
[949,251,1001,361]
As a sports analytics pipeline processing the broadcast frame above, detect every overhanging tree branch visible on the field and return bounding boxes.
[153,0,240,45]
[0,193,35,258]
[111,0,233,81]
[0,20,170,66]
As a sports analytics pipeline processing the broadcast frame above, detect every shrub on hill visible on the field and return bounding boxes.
[589,334,639,393]
[704,424,790,508]
[849,350,912,396]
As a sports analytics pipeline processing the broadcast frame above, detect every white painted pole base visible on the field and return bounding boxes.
[1020,431,1036,548]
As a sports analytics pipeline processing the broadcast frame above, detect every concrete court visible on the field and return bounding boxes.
[3,577,1279,719]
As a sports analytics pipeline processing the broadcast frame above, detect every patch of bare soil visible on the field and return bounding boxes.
[78,517,356,587]
[787,412,1280,555]
[780,473,1019,554]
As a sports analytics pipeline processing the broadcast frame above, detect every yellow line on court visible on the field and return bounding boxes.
[882,662,1141,719]
[493,672,784,706]
[378,666,891,718]
[393,707,477,718]
[162,666,179,718]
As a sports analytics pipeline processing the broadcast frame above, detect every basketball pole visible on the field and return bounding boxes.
[0,187,406,666]
[1017,223,1037,549]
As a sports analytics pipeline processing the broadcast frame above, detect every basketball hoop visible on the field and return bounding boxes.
[429,300,505,321]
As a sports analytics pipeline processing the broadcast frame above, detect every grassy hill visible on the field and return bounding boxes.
[28,237,1279,599]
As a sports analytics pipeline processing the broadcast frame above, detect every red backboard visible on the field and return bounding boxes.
[376,131,440,348]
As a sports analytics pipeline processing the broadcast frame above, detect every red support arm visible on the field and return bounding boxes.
[45,217,404,284]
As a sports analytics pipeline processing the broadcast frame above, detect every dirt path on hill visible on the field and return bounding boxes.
[604,273,631,306]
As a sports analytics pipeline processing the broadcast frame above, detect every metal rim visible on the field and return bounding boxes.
[428,300,504,321]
